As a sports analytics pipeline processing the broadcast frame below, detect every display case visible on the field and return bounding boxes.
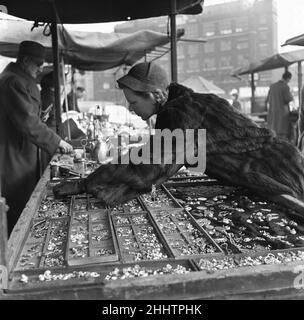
[3,163,304,300]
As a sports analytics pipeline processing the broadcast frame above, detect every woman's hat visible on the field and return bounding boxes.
[117,62,169,92]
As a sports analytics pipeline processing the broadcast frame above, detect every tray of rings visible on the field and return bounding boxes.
[13,259,198,289]
[164,171,217,187]
[139,185,182,211]
[34,191,71,220]
[66,195,119,266]
[167,185,304,254]
[103,259,198,281]
[111,212,171,263]
[15,217,69,271]
[149,208,223,259]
[194,248,304,273]
[109,198,146,215]
[71,194,107,212]
[168,169,208,179]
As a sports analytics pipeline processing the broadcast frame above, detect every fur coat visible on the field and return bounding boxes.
[54,83,304,204]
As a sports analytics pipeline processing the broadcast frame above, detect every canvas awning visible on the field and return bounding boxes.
[232,50,304,76]
[0,18,179,71]
[182,75,225,95]
[0,0,203,23]
[232,50,304,111]
[0,0,204,134]
[282,34,304,47]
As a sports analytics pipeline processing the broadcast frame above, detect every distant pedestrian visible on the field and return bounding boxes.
[230,89,242,111]
[266,71,293,139]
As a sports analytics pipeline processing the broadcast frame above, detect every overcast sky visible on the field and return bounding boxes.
[276,0,304,52]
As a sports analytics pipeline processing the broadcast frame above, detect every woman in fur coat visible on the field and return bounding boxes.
[54,62,304,205]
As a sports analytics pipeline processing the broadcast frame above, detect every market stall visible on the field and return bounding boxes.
[0,18,180,71]
[232,50,304,143]
[282,34,304,150]
[1,154,304,299]
[2,0,304,300]
[233,50,304,111]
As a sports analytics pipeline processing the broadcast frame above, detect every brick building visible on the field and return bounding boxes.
[93,0,279,106]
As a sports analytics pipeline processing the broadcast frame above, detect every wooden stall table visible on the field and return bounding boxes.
[2,160,304,300]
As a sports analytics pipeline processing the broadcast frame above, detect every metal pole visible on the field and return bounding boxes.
[71,66,76,110]
[51,22,62,135]
[250,73,256,113]
[298,61,302,107]
[170,0,178,82]
[0,192,8,272]
[61,58,71,140]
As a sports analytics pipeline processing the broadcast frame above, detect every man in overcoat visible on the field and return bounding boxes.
[266,71,293,140]
[0,41,73,234]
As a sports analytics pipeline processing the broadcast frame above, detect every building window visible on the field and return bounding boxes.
[237,54,249,67]
[220,56,231,68]
[177,44,185,59]
[204,22,215,37]
[235,17,248,33]
[259,71,272,81]
[259,43,268,58]
[178,60,185,73]
[187,23,199,38]
[188,44,199,57]
[259,14,267,25]
[189,59,199,71]
[236,41,249,50]
[219,20,232,35]
[259,30,268,41]
[220,40,231,51]
[205,42,215,53]
[203,58,215,70]
[103,82,110,90]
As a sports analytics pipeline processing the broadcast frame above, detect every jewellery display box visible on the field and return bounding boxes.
[66,196,119,266]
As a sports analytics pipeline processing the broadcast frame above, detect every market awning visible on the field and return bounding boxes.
[182,75,225,95]
[0,0,204,134]
[282,33,304,47]
[0,0,203,23]
[232,50,304,76]
[0,18,179,71]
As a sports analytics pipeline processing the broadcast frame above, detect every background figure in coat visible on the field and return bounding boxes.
[298,85,304,153]
[63,86,85,112]
[230,90,242,111]
[40,71,56,132]
[40,71,57,173]
[0,41,73,235]
[54,62,304,205]
[266,71,293,140]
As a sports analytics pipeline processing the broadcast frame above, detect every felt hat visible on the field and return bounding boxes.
[117,62,169,92]
[18,41,46,64]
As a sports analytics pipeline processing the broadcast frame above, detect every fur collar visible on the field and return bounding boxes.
[167,82,194,101]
